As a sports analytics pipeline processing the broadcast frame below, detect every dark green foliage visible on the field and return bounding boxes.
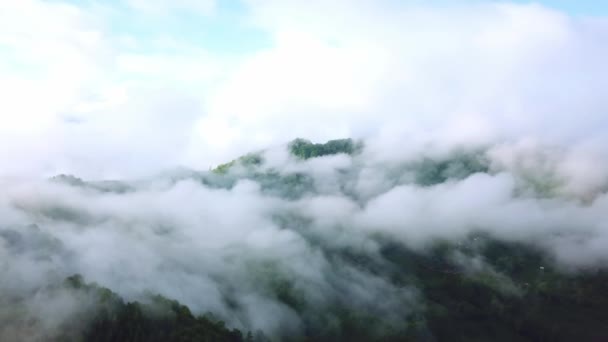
[213,153,263,174]
[230,234,608,341]
[50,174,134,193]
[212,138,359,174]
[61,276,245,342]
[411,152,490,186]
[380,237,608,342]
[12,230,608,342]
[289,138,360,160]
[253,171,316,199]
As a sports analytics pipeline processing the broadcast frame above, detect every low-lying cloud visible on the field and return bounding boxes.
[2,138,608,339]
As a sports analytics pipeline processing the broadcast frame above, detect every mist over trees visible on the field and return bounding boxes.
[1,138,608,341]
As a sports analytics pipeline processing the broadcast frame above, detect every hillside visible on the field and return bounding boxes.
[3,138,608,341]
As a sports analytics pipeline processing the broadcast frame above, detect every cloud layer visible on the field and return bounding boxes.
[1,1,607,178]
[2,139,608,338]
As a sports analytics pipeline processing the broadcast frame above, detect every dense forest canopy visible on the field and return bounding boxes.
[2,138,608,341]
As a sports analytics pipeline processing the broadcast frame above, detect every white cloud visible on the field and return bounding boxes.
[184,1,608,167]
[1,0,607,180]
[0,0,230,178]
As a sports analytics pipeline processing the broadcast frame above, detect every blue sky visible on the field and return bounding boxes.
[411,0,608,15]
[515,0,608,15]
[105,0,272,55]
[35,0,608,64]
[57,0,608,56]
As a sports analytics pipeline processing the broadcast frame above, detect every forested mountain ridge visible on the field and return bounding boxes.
[8,239,607,342]
[212,138,360,174]
[4,138,608,341]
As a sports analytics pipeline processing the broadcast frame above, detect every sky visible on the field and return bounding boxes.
[513,0,608,15]
[1,0,607,179]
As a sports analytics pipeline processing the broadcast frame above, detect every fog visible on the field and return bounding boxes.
[1,0,608,340]
[2,139,608,339]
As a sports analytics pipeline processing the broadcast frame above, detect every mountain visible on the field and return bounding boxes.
[4,138,608,341]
